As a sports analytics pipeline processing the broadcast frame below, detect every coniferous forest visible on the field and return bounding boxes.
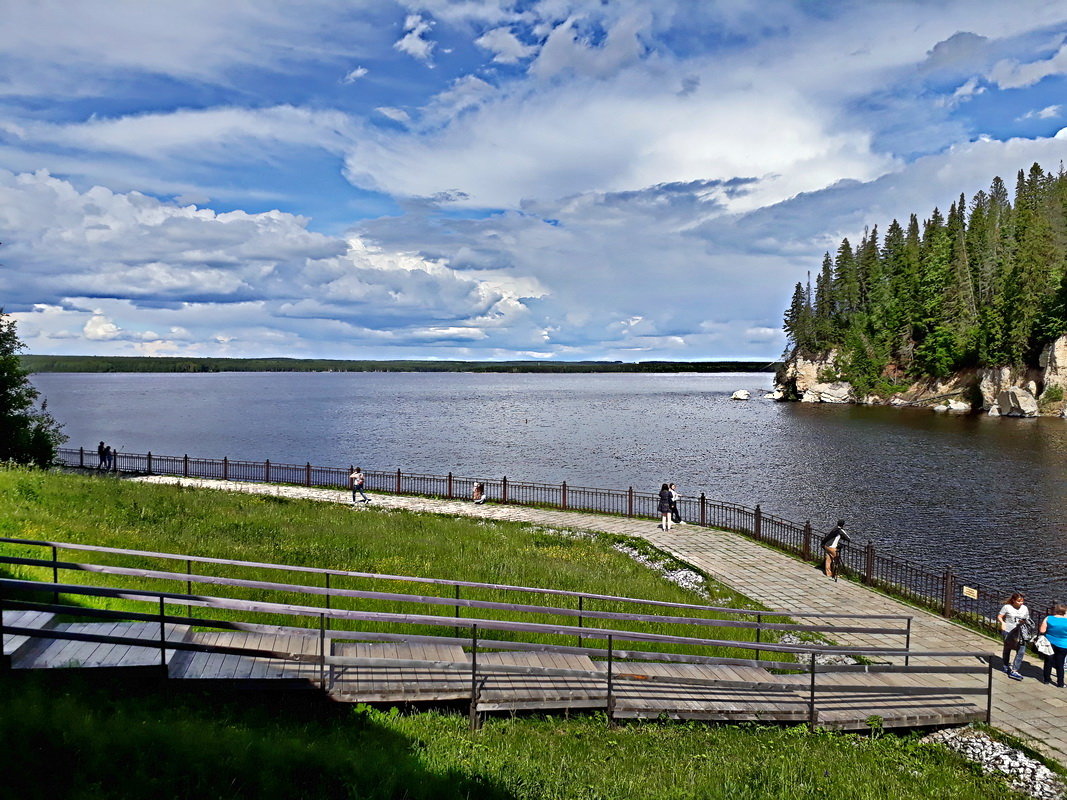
[782,162,1067,397]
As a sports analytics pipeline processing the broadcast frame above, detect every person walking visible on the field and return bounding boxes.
[1040,603,1067,688]
[821,520,851,577]
[669,483,685,525]
[997,592,1031,680]
[97,441,107,470]
[350,467,369,504]
[658,483,673,531]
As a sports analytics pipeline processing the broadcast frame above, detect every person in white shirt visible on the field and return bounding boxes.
[997,592,1030,680]
[820,520,851,577]
[350,467,369,504]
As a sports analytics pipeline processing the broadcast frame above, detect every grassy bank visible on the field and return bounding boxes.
[0,467,769,657]
[0,673,1025,800]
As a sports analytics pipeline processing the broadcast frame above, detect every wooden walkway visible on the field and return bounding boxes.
[1,609,987,731]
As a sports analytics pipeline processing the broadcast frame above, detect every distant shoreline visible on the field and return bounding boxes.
[22,355,779,374]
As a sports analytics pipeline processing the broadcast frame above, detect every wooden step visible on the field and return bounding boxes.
[13,621,192,670]
[2,609,57,660]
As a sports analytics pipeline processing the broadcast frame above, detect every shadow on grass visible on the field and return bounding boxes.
[0,671,518,800]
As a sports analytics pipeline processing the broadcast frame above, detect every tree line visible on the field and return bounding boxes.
[21,355,777,374]
[783,162,1067,396]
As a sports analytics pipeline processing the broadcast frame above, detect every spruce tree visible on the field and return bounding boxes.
[0,309,67,466]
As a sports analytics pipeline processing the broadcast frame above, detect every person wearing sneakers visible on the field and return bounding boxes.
[658,483,673,531]
[350,466,370,504]
[998,592,1030,681]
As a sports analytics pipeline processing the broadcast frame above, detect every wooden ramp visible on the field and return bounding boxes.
[170,631,322,682]
[13,621,191,670]
[330,642,472,701]
[2,609,57,663]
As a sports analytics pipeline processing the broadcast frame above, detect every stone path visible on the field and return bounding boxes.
[133,475,1067,763]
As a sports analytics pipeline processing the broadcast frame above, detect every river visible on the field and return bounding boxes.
[28,371,1067,602]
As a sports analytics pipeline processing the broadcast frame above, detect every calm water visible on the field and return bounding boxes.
[29,371,1067,601]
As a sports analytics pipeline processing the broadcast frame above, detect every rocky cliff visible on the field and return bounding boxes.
[775,337,1067,417]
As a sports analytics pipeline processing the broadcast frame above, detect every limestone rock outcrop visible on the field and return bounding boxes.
[996,387,1039,417]
[1040,335,1067,392]
[731,389,750,400]
[775,350,854,404]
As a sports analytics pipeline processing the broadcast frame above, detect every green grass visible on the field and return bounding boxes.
[0,673,1028,800]
[0,467,773,660]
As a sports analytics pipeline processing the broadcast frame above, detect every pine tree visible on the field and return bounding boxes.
[0,309,67,466]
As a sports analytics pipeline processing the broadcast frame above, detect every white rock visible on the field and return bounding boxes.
[1040,335,1067,394]
[932,404,949,412]
[764,390,785,400]
[946,399,971,413]
[731,389,750,400]
[997,386,1039,417]
[988,405,1000,417]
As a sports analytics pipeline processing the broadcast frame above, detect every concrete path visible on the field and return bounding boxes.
[133,475,1066,763]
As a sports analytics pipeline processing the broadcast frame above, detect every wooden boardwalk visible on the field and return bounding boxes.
[2,611,986,731]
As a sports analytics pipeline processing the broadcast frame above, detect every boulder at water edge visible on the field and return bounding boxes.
[731,389,750,400]
[997,387,1039,417]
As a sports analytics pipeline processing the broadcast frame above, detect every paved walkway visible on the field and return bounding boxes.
[133,475,1067,763]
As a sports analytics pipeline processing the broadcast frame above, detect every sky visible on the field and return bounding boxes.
[3,1,1067,362]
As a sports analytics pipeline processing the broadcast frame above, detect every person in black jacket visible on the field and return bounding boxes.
[821,520,851,577]
[658,483,673,531]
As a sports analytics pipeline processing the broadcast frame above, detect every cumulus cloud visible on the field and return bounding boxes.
[342,66,369,83]
[474,27,537,64]
[990,42,1067,89]
[1019,104,1062,121]
[394,14,436,63]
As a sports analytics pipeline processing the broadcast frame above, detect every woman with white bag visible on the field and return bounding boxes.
[1039,603,1067,688]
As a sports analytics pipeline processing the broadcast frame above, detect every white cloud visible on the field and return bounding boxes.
[342,66,369,83]
[1019,104,1062,121]
[474,27,536,64]
[394,14,437,63]
[990,42,1067,89]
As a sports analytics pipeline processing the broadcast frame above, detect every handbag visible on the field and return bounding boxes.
[1034,634,1054,657]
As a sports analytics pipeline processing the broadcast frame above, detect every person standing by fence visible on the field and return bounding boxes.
[97,441,107,470]
[350,467,369,504]
[472,482,486,504]
[821,520,850,577]
[1040,603,1067,687]
[997,593,1031,680]
[658,483,673,531]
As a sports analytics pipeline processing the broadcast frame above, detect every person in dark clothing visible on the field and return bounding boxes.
[658,483,673,531]
[97,441,107,469]
[821,520,851,577]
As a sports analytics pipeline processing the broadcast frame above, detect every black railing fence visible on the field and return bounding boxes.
[60,446,1048,635]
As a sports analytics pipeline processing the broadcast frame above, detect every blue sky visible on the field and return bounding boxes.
[3,0,1067,361]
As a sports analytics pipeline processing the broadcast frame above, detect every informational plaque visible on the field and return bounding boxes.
[961,586,979,599]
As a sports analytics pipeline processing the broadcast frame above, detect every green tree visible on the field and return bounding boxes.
[0,309,67,466]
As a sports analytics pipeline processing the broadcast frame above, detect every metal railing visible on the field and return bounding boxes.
[0,538,990,730]
[57,446,1043,635]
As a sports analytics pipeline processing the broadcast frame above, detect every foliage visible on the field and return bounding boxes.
[783,163,1067,386]
[0,676,1031,800]
[20,354,778,374]
[0,309,66,466]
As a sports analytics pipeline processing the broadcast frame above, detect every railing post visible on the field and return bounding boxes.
[700,493,706,527]
[864,542,875,585]
[502,476,508,504]
[79,447,84,468]
[562,481,568,510]
[986,661,994,724]
[469,624,480,731]
[753,504,762,541]
[183,454,189,477]
[606,634,615,728]
[325,574,331,630]
[0,595,7,671]
[627,487,634,518]
[447,472,453,499]
[51,545,59,604]
[158,596,167,670]
[186,559,192,596]
[265,459,271,483]
[577,595,584,648]
[306,462,312,487]
[755,613,761,661]
[223,457,229,481]
[319,613,326,691]
[943,567,955,618]
[801,521,812,561]
[808,653,817,729]
[454,585,461,638]
[396,469,401,493]
[146,451,152,475]
[904,617,912,667]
